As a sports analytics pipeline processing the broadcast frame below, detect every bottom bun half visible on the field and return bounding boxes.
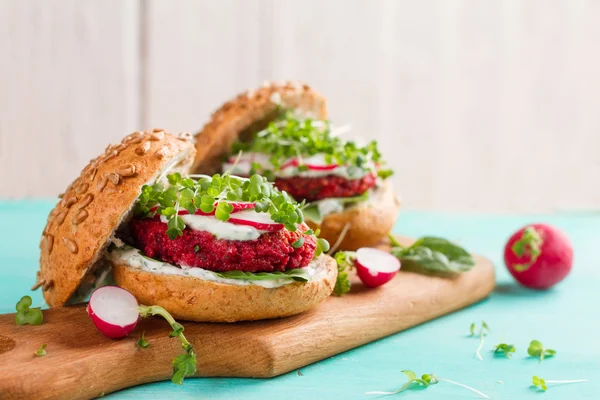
[111,254,337,323]
[307,181,401,251]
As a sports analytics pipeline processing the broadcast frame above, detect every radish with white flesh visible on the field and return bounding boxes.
[504,223,573,289]
[355,247,401,288]
[87,286,139,338]
[86,286,197,385]
[227,209,285,231]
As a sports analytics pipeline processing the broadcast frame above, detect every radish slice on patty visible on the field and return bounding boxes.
[355,248,401,288]
[87,286,140,338]
[227,209,285,231]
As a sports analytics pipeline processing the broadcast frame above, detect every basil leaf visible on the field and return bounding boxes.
[392,237,475,275]
[217,269,309,282]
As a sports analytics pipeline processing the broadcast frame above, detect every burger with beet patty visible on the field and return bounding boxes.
[191,81,401,251]
[36,129,336,322]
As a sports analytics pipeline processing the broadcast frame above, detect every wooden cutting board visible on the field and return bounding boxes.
[0,237,495,400]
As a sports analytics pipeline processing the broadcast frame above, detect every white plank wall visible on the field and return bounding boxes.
[1,0,599,213]
[0,0,141,198]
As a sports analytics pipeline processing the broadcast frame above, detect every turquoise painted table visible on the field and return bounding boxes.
[1,200,598,400]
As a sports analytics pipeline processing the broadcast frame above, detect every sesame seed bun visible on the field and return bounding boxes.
[191,80,328,174]
[110,254,337,323]
[38,130,196,307]
[307,180,401,251]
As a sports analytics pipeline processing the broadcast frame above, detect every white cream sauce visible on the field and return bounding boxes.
[107,246,324,289]
[160,209,279,241]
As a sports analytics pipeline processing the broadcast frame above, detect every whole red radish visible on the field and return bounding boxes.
[504,224,573,289]
[355,247,401,288]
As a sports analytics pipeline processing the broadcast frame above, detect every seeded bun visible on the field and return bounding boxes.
[110,254,337,322]
[192,80,328,174]
[38,130,196,307]
[307,181,401,251]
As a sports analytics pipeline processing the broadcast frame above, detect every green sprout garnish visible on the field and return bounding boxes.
[15,295,43,326]
[528,340,556,362]
[469,321,490,361]
[532,375,587,391]
[137,305,196,384]
[333,251,356,296]
[136,331,150,349]
[135,173,328,255]
[366,370,489,398]
[34,344,47,357]
[493,343,516,358]
[231,110,390,177]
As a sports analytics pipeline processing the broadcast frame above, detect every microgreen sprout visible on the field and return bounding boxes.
[34,344,47,357]
[15,295,43,326]
[231,110,389,177]
[333,251,356,296]
[136,331,150,349]
[532,375,587,391]
[493,343,516,358]
[137,305,196,384]
[527,340,556,362]
[469,321,490,361]
[366,370,490,399]
[134,172,329,255]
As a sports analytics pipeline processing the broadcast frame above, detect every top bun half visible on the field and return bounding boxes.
[191,80,328,174]
[39,130,196,307]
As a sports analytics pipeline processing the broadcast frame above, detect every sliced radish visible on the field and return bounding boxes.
[303,154,339,171]
[280,156,338,171]
[227,209,285,231]
[228,217,284,231]
[305,163,338,171]
[87,286,140,339]
[280,159,299,169]
[355,248,401,288]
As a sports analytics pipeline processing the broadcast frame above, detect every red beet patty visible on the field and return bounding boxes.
[130,218,316,272]
[275,173,376,202]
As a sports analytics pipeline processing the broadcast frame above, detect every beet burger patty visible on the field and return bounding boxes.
[131,218,316,272]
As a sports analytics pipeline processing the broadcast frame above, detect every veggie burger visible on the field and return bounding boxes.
[37,129,337,322]
[191,81,401,250]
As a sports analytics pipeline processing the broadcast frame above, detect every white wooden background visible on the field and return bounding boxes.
[1,0,599,212]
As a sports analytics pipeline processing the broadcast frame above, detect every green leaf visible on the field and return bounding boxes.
[391,237,475,275]
[528,340,555,362]
[401,370,417,381]
[527,340,543,357]
[217,269,310,282]
[511,226,544,272]
[333,251,356,296]
[469,322,476,336]
[215,201,234,222]
[136,332,150,349]
[34,344,47,357]
[493,343,516,358]
[292,237,305,248]
[15,295,43,326]
[171,352,197,385]
[532,376,548,391]
[377,169,394,180]
[302,205,323,224]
